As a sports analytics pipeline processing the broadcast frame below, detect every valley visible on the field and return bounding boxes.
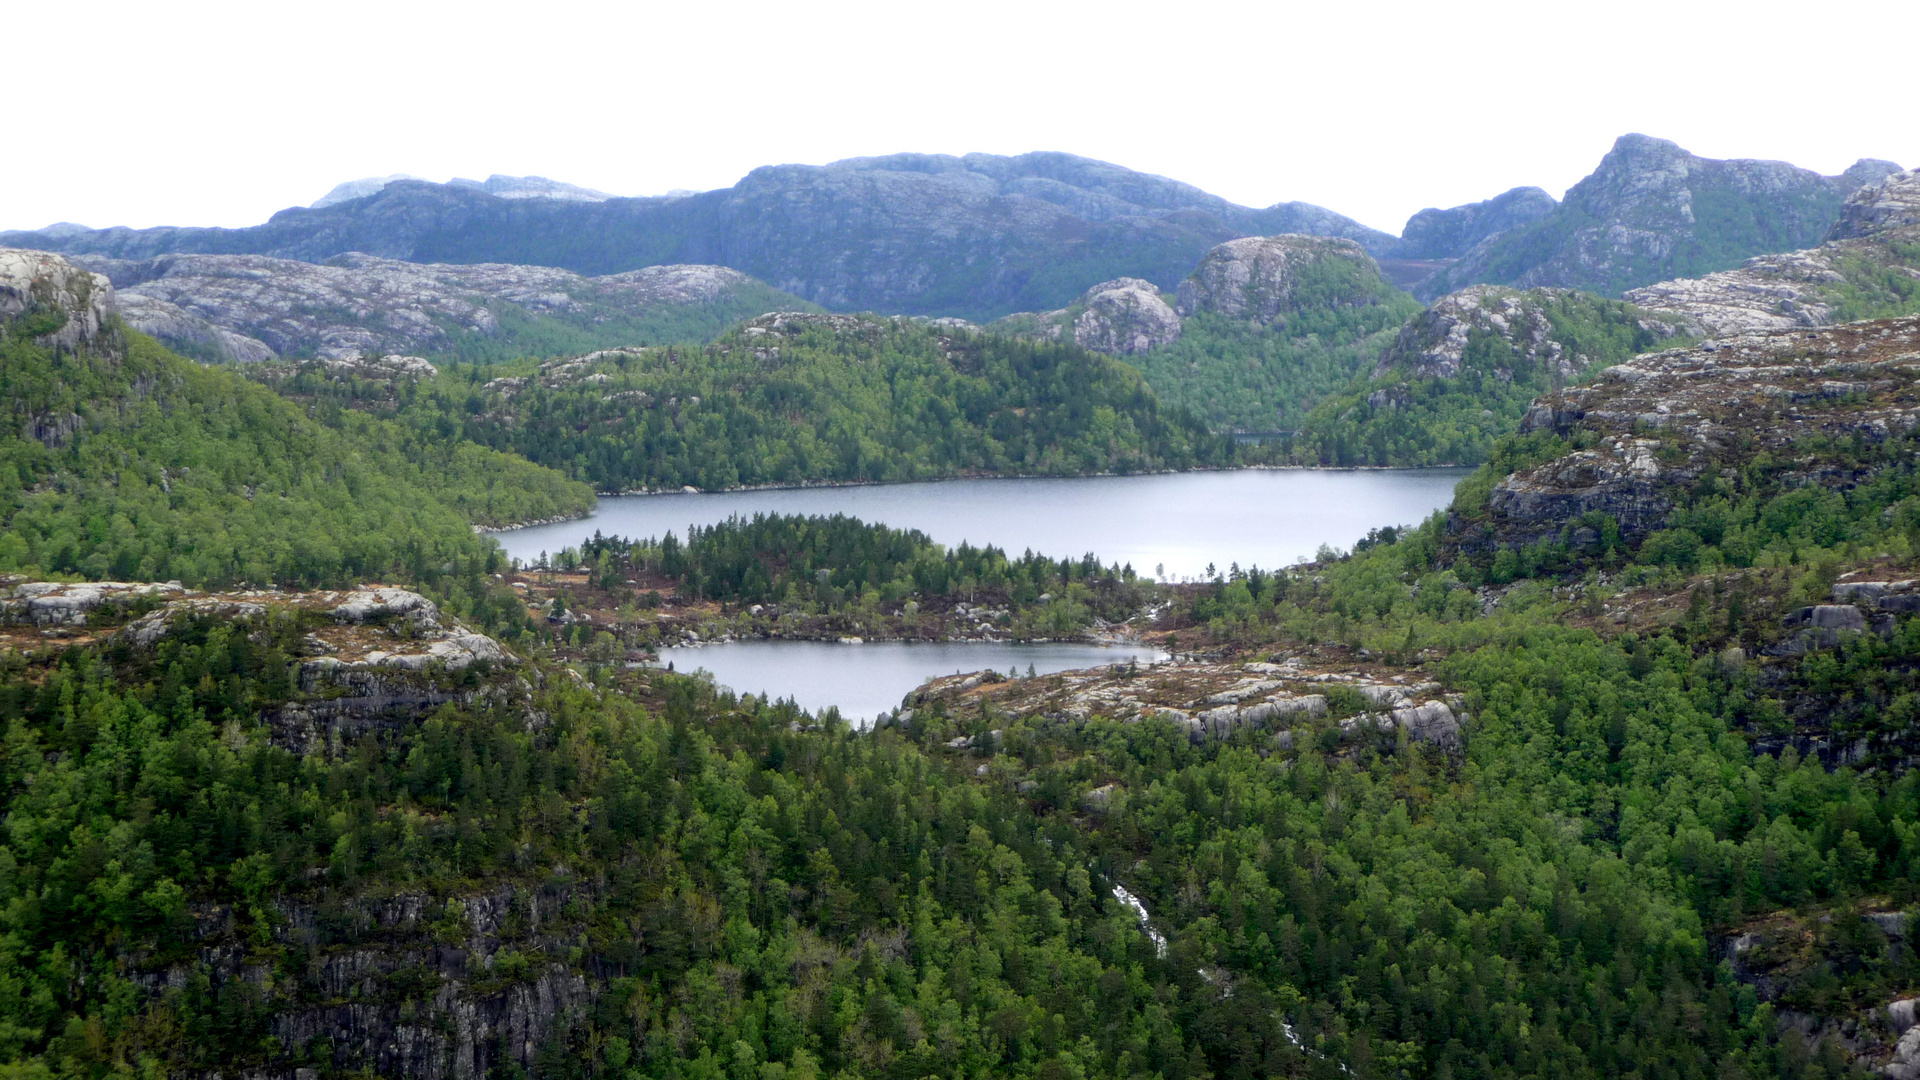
[10,131,1920,1080]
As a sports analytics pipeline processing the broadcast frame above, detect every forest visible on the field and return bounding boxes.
[253,316,1233,493]
[0,319,592,588]
[12,281,1920,1080]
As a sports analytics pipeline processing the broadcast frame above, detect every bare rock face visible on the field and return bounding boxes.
[1072,278,1182,354]
[1465,316,1920,550]
[987,278,1181,355]
[1176,235,1384,323]
[0,248,116,350]
[73,252,792,362]
[1627,171,1920,336]
[1425,134,1903,299]
[1829,168,1920,241]
[1377,286,1585,381]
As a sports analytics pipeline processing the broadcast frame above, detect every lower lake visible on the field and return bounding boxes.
[493,468,1468,580]
[658,639,1168,726]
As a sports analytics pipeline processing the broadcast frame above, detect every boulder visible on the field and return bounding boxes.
[1390,701,1462,748]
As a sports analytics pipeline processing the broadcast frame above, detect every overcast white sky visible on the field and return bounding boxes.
[8,0,1916,237]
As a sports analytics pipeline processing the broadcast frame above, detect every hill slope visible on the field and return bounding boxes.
[76,252,817,363]
[0,250,592,585]
[254,312,1232,491]
[2,153,1397,322]
[1423,134,1901,298]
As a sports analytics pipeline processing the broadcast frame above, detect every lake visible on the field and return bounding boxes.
[492,468,1468,580]
[659,639,1168,726]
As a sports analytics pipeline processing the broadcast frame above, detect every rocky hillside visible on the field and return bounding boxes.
[986,277,1182,355]
[0,247,116,351]
[1291,285,1690,467]
[1626,168,1920,335]
[69,251,813,362]
[1382,186,1559,287]
[1422,134,1902,299]
[1457,315,1920,552]
[1,152,1396,322]
[1175,235,1394,323]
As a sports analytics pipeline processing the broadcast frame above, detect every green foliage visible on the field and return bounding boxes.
[1294,291,1679,466]
[0,323,592,586]
[576,513,1150,618]
[276,319,1232,492]
[1128,301,1419,433]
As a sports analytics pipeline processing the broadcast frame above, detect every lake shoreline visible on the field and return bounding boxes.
[480,462,1476,529]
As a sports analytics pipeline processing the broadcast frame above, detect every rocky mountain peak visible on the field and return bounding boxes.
[312,173,613,209]
[0,248,117,351]
[1827,169,1920,241]
[1398,187,1558,261]
[1423,135,1900,300]
[1175,235,1384,324]
[1837,158,1906,192]
[1375,286,1580,381]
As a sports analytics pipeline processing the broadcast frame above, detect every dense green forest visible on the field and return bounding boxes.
[258,316,1232,492]
[15,277,1920,1080]
[1288,290,1679,467]
[10,405,1920,1079]
[1127,303,1418,434]
[0,318,592,586]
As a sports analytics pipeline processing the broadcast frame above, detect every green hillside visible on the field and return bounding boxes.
[0,317,592,586]
[261,315,1232,492]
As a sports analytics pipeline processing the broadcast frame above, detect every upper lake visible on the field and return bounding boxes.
[492,468,1469,579]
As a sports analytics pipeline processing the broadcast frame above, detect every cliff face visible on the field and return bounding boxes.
[68,252,808,362]
[0,153,1397,322]
[1424,135,1902,299]
[1625,169,1920,336]
[0,582,612,1080]
[0,247,116,351]
[1460,315,1920,551]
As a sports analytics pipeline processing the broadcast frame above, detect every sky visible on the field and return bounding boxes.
[8,0,1917,237]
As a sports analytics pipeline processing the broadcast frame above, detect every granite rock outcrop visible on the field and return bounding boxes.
[2,152,1399,321]
[72,252,803,361]
[1462,316,1920,550]
[987,277,1181,355]
[0,247,117,350]
[1424,134,1902,299]
[1626,169,1920,336]
[1175,235,1388,324]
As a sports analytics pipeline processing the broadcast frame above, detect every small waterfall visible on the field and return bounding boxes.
[1109,882,1168,958]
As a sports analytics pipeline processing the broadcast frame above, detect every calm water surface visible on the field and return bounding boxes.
[660,640,1168,727]
[494,469,1467,579]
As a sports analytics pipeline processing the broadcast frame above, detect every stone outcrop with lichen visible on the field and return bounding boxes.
[1458,315,1920,551]
[987,278,1181,355]
[70,251,805,362]
[1176,235,1388,324]
[0,247,116,350]
[1423,134,1902,299]
[1626,169,1920,336]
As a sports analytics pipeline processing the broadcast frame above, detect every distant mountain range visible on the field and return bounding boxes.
[3,139,1901,320]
